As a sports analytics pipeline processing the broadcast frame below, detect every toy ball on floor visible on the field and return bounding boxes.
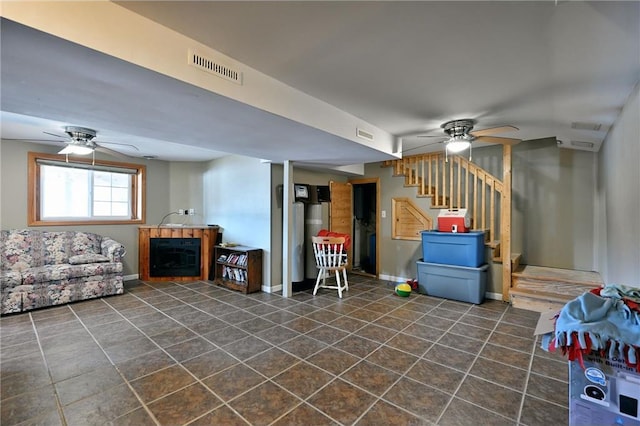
[395,283,412,297]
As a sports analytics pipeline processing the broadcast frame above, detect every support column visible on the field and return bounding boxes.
[501,145,512,301]
[282,161,293,298]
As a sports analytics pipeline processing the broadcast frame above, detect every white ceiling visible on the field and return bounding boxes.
[1,1,639,165]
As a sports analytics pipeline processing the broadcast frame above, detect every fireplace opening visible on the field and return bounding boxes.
[150,238,201,277]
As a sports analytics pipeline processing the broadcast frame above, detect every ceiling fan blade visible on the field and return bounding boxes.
[475,136,521,146]
[470,125,519,137]
[43,131,67,139]
[403,140,444,153]
[95,146,131,160]
[98,141,140,151]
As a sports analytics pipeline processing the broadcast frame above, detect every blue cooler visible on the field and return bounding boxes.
[421,230,486,267]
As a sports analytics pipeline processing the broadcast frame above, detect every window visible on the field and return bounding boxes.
[28,152,146,226]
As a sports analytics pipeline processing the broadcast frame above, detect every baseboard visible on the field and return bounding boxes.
[123,274,139,282]
[264,284,282,293]
[379,274,504,302]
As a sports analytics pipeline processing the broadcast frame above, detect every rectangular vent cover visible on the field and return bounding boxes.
[571,122,601,131]
[356,128,374,142]
[188,50,242,85]
[571,140,595,148]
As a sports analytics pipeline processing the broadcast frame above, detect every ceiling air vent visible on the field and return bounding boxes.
[571,122,602,131]
[571,140,595,149]
[188,50,242,85]
[356,128,374,142]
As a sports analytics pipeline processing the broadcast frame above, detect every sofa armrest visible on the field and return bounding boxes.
[101,237,126,262]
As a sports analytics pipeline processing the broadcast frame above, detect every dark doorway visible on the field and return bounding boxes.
[352,182,377,275]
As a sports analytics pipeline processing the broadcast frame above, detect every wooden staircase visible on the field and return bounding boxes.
[510,265,603,312]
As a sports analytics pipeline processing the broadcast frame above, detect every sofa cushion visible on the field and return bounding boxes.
[0,270,22,288]
[69,254,110,265]
[70,232,102,256]
[21,262,123,284]
[43,231,70,265]
[1,229,45,271]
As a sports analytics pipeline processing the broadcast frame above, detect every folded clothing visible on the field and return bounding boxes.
[543,285,640,371]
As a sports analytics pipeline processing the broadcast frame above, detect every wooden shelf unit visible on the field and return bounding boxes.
[213,245,262,294]
[138,226,220,281]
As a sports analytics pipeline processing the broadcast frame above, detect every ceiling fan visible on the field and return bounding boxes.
[41,126,139,159]
[407,119,520,160]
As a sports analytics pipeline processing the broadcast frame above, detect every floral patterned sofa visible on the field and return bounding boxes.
[0,229,125,315]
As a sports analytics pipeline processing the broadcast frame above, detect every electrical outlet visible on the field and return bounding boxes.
[178,209,184,215]
[188,208,195,216]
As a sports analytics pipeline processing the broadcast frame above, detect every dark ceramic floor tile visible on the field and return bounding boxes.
[236,317,277,334]
[449,322,492,341]
[456,375,522,420]
[382,377,450,421]
[201,326,249,347]
[35,320,85,338]
[1,385,58,426]
[530,355,569,382]
[230,381,300,426]
[415,314,456,330]
[107,407,156,426]
[494,321,535,338]
[307,347,360,376]
[135,317,181,337]
[254,325,300,345]
[308,379,377,425]
[148,383,222,425]
[278,335,327,359]
[489,331,535,353]
[469,358,528,391]
[480,343,532,370]
[305,324,349,345]
[340,360,400,396]
[0,364,51,400]
[272,403,338,426]
[202,364,265,401]
[286,303,319,316]
[332,335,381,358]
[385,333,433,357]
[468,306,505,320]
[102,336,159,364]
[520,395,568,426]
[283,316,323,333]
[328,316,368,333]
[244,302,279,316]
[149,326,197,348]
[63,383,140,426]
[48,349,112,383]
[424,344,477,372]
[437,332,485,355]
[304,308,342,323]
[55,365,124,406]
[272,361,333,399]
[165,336,217,362]
[526,372,569,406]
[373,314,412,331]
[263,310,300,324]
[405,359,465,394]
[348,308,385,322]
[223,335,273,360]
[0,339,41,361]
[189,405,249,426]
[501,312,538,329]
[1,329,37,347]
[130,364,195,403]
[365,345,419,374]
[355,324,398,343]
[115,349,176,381]
[355,400,427,425]
[404,323,445,341]
[387,307,425,321]
[181,348,238,379]
[438,397,515,426]
[246,347,299,378]
[459,313,498,330]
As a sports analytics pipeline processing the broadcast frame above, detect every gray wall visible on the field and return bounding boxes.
[473,139,596,270]
[202,155,272,289]
[0,140,173,277]
[596,84,639,287]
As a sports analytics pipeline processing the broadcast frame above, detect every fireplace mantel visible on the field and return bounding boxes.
[138,226,220,281]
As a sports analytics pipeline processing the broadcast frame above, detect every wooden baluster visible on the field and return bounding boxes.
[481,172,486,230]
[490,178,495,243]
[465,162,469,211]
[421,156,425,195]
[428,155,433,195]
[473,172,478,231]
[435,156,439,206]
[456,157,461,209]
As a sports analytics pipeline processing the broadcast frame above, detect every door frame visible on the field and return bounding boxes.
[349,177,380,278]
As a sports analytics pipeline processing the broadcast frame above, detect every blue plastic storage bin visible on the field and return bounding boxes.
[416,260,488,304]
[421,230,486,267]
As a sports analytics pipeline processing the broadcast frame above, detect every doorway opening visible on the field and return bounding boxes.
[351,179,379,277]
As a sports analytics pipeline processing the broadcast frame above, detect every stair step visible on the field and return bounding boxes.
[510,265,603,313]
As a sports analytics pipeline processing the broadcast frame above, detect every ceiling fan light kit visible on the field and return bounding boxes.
[59,143,94,155]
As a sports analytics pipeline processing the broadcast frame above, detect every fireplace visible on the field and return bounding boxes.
[150,238,201,277]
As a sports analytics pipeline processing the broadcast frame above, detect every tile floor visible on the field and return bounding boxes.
[1,276,569,425]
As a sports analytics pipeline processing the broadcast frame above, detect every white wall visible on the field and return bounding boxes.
[168,161,205,225]
[203,155,272,289]
[597,84,640,287]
